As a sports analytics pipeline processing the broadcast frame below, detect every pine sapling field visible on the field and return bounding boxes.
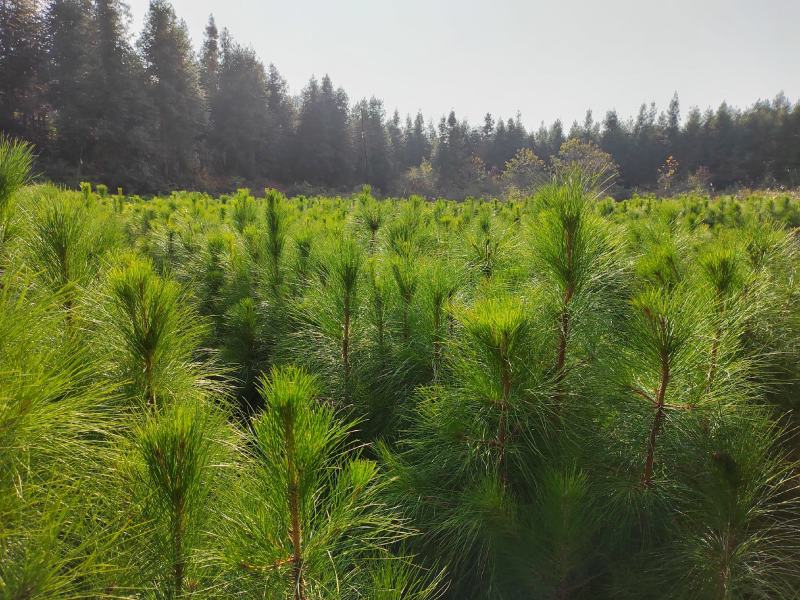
[1,137,800,598]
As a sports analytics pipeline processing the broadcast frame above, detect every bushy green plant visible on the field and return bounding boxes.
[0,135,34,211]
[2,177,799,598]
[121,399,234,597]
[215,365,408,598]
[95,253,214,408]
[25,195,94,320]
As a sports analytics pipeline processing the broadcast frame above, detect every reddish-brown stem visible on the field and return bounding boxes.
[642,353,670,487]
[342,289,351,405]
[553,224,576,414]
[284,412,304,600]
[173,502,185,598]
[553,283,574,415]
[369,228,377,250]
[432,298,442,378]
[144,353,156,409]
[401,302,410,342]
[705,329,720,394]
[498,338,512,485]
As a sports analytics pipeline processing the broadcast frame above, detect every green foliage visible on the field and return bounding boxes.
[95,253,212,408]
[0,180,798,598]
[230,188,258,233]
[216,365,408,597]
[0,274,118,598]
[125,399,233,597]
[0,135,33,210]
[551,139,620,191]
[24,195,94,318]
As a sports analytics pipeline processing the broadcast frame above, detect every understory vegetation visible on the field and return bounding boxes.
[2,137,800,599]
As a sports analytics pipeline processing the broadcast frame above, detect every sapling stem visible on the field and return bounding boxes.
[343,287,351,404]
[283,408,305,600]
[642,322,671,487]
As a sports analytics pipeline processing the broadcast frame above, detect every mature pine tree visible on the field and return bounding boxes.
[708,102,742,187]
[210,35,269,178]
[320,74,352,186]
[87,0,154,188]
[294,74,351,187]
[664,92,681,146]
[582,109,600,143]
[679,106,704,175]
[198,14,219,100]
[486,115,527,171]
[139,0,205,185]
[433,110,473,196]
[352,97,391,190]
[197,14,219,173]
[775,96,800,186]
[264,63,295,181]
[627,102,666,188]
[403,111,431,170]
[0,0,46,140]
[45,0,94,177]
[292,76,322,183]
[535,119,564,163]
[386,109,404,178]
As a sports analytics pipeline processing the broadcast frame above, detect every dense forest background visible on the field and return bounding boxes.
[2,0,800,197]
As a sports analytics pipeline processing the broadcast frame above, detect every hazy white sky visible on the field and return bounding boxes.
[127,0,800,129]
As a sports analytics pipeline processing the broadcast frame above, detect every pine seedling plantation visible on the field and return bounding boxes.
[1,140,800,599]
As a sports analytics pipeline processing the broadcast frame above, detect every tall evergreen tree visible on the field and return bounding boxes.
[403,111,431,170]
[294,74,351,187]
[86,0,154,188]
[433,110,473,196]
[198,14,219,100]
[0,0,46,140]
[139,0,205,185]
[535,119,564,162]
[45,0,94,177]
[352,97,391,190]
[679,106,704,175]
[210,36,269,178]
[664,92,681,145]
[387,109,404,178]
[626,102,666,188]
[707,101,742,187]
[264,63,295,181]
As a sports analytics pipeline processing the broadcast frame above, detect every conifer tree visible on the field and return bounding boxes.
[45,0,95,177]
[122,399,233,597]
[95,254,213,408]
[139,0,206,185]
[86,0,154,187]
[199,14,219,100]
[0,0,46,140]
[210,37,269,178]
[294,74,352,187]
[528,173,624,422]
[383,296,548,597]
[264,63,296,180]
[216,365,408,597]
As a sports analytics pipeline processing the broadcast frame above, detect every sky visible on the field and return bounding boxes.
[126,0,800,129]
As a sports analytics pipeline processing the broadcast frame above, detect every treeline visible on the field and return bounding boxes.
[2,0,800,196]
